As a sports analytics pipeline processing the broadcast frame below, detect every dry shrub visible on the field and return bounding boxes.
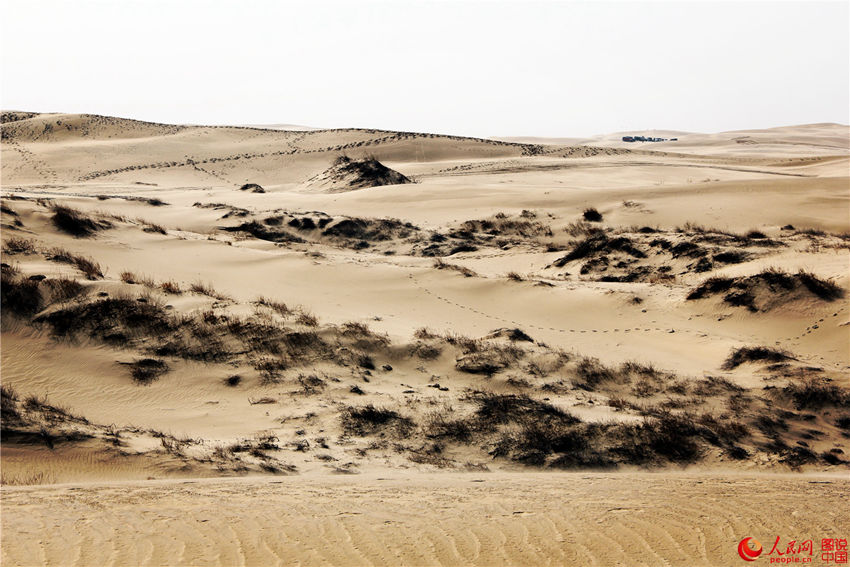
[159,280,181,294]
[51,205,111,237]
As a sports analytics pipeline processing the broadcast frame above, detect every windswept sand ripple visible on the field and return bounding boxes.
[3,472,848,567]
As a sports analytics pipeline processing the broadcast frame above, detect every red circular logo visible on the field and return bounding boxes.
[738,537,763,561]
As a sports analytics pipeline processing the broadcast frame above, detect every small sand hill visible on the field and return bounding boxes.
[1,112,186,142]
[306,156,412,192]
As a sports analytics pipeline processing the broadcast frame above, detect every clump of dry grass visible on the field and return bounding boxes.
[190,281,228,300]
[414,327,439,340]
[45,248,103,279]
[1,273,42,316]
[2,237,36,254]
[796,270,844,301]
[410,342,442,360]
[256,296,291,317]
[687,269,843,310]
[783,379,850,410]
[722,346,793,370]
[455,342,525,375]
[563,221,601,237]
[72,256,103,280]
[122,358,169,384]
[138,219,167,234]
[0,471,56,486]
[574,356,618,388]
[341,405,414,437]
[582,208,603,222]
[119,271,156,287]
[43,278,85,302]
[51,205,111,237]
[159,280,181,294]
[295,309,318,327]
[433,258,478,277]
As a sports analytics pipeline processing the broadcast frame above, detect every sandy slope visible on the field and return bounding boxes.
[1,113,849,566]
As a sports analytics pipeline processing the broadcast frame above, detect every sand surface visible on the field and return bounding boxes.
[4,472,849,567]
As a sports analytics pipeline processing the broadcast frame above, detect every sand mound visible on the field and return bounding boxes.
[307,156,411,192]
[687,268,844,311]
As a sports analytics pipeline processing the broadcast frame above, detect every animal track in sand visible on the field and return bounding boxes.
[405,272,688,338]
[331,251,836,351]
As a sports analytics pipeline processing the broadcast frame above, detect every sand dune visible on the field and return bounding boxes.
[2,113,849,565]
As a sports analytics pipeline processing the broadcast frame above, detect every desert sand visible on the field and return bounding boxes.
[1,112,849,566]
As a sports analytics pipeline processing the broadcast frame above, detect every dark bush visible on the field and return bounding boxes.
[125,358,169,384]
[1,275,42,316]
[722,346,792,370]
[34,298,176,340]
[796,270,844,301]
[1,384,21,426]
[51,205,111,237]
[583,208,603,222]
[448,244,478,255]
[221,221,304,244]
[686,277,734,300]
[553,233,644,266]
[713,251,749,264]
[473,393,578,429]
[783,379,850,410]
[341,404,414,437]
[575,357,617,388]
[43,278,85,302]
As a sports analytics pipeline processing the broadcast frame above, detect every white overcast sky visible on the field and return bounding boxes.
[1,0,848,137]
